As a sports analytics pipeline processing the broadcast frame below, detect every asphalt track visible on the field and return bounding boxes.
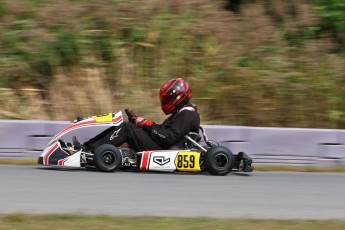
[1,165,345,219]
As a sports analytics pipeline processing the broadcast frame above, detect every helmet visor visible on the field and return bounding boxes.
[160,94,173,106]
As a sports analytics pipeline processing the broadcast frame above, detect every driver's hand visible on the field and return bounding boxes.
[125,108,154,129]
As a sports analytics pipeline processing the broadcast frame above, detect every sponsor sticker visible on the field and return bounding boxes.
[110,128,121,140]
[153,156,170,166]
[93,113,113,122]
[147,151,177,172]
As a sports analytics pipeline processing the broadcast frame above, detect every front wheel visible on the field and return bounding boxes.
[204,146,235,176]
[93,144,122,172]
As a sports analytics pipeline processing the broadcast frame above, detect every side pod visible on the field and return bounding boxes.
[38,141,82,167]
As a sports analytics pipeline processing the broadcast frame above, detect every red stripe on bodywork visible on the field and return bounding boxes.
[53,114,123,142]
[112,116,123,123]
[140,151,150,170]
[57,156,69,166]
[54,120,95,140]
[57,159,64,166]
[44,142,59,165]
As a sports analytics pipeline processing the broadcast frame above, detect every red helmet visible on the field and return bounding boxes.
[159,78,192,115]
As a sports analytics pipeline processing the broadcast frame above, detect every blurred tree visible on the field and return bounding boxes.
[0,0,344,128]
[225,0,241,13]
[315,0,345,51]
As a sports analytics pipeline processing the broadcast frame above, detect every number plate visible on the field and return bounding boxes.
[174,151,201,172]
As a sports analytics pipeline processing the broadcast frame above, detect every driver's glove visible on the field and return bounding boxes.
[125,108,136,123]
[125,109,154,130]
[133,116,154,129]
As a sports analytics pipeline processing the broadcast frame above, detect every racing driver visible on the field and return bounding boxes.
[81,78,200,152]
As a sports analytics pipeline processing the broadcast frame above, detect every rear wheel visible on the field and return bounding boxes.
[93,144,122,172]
[204,146,235,175]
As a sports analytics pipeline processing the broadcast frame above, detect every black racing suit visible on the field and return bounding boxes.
[84,104,200,152]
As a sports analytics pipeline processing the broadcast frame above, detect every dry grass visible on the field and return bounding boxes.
[254,164,345,173]
[0,214,345,230]
[0,0,344,129]
[0,157,37,166]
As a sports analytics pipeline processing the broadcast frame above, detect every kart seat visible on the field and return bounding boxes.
[169,132,201,150]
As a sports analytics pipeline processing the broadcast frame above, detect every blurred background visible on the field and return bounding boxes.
[0,0,344,128]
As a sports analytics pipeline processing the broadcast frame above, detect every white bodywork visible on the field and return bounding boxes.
[140,150,201,172]
[48,111,123,146]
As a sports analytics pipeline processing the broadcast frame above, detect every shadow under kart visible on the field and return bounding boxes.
[38,111,253,176]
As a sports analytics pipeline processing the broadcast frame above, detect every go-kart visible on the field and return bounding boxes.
[38,111,253,175]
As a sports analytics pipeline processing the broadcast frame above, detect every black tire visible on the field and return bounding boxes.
[204,146,235,175]
[93,144,122,172]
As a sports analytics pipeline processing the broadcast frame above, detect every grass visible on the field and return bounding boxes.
[0,157,37,166]
[1,157,345,173]
[0,214,345,230]
[254,164,345,173]
[0,0,344,129]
